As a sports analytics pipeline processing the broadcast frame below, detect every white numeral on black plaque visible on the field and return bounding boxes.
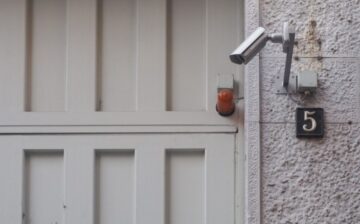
[303,111,317,132]
[296,108,324,138]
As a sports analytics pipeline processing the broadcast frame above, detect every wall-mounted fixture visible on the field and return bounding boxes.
[230,22,304,94]
[294,70,318,95]
[216,74,235,116]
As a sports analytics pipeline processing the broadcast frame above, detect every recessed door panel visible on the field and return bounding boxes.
[95,151,135,224]
[97,0,136,111]
[24,151,64,224]
[27,0,66,111]
[167,0,206,111]
[165,150,205,224]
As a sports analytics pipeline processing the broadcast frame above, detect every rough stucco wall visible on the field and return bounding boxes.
[258,0,360,223]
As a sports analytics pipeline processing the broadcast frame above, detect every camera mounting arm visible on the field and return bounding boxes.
[268,22,296,92]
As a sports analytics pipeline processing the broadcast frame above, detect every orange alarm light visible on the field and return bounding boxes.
[216,89,235,116]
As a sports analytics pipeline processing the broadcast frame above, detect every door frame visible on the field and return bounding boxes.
[243,0,262,224]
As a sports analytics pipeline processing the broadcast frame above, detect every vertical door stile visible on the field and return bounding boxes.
[64,145,95,224]
[135,146,165,224]
[206,134,235,224]
[67,0,98,112]
[0,139,23,223]
[0,0,27,112]
[137,0,167,111]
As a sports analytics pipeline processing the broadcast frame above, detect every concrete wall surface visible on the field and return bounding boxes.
[245,0,360,223]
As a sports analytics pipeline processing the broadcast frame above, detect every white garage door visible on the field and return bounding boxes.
[0,0,243,223]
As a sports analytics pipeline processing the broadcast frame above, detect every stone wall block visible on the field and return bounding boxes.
[261,123,360,224]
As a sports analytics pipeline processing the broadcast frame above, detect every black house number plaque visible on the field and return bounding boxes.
[296,108,324,138]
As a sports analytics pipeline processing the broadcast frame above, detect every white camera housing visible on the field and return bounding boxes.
[230,27,267,65]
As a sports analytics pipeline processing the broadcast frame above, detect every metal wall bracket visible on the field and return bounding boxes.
[276,74,297,94]
[272,22,296,94]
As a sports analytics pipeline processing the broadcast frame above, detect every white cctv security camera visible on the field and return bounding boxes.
[230,22,294,65]
[230,22,296,93]
[230,27,267,64]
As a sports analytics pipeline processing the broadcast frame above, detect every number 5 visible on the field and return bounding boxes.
[303,111,317,132]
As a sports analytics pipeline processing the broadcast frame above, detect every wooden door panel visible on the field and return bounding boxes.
[0,134,235,224]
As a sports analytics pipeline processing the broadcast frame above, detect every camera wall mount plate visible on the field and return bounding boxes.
[276,74,297,94]
[276,70,318,94]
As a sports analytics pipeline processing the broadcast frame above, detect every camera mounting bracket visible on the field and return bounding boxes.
[270,23,296,94]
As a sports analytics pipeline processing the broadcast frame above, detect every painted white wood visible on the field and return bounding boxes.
[0,111,237,126]
[137,0,167,111]
[95,151,135,224]
[64,147,94,224]
[135,146,165,224]
[0,1,244,223]
[98,0,136,111]
[235,111,245,224]
[66,0,97,112]
[206,134,235,224]
[28,0,66,111]
[0,125,237,134]
[0,134,236,224]
[207,0,242,112]
[0,0,243,125]
[167,0,206,111]
[24,151,64,224]
[165,150,205,224]
[0,140,23,223]
[0,0,27,112]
